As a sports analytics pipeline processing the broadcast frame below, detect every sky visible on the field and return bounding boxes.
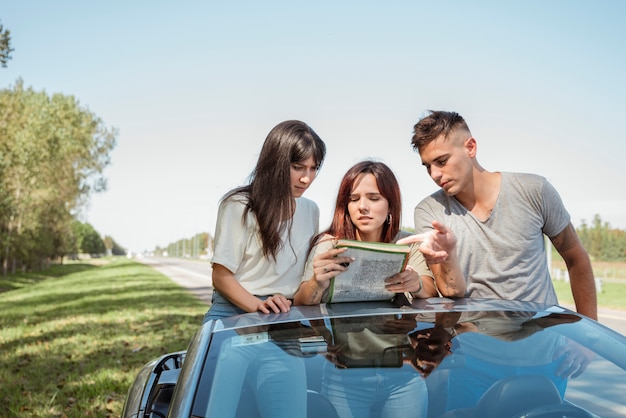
[2,1,626,253]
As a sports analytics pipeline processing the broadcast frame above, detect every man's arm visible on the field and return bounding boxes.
[428,254,466,298]
[550,223,597,320]
[397,221,466,297]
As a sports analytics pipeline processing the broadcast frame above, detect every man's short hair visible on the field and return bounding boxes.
[411,110,471,152]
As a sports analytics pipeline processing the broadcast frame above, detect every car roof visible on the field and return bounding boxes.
[200,297,626,371]
[209,297,559,331]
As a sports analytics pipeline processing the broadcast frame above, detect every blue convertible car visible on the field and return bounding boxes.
[121,298,626,417]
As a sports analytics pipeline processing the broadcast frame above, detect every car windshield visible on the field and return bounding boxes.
[191,305,626,418]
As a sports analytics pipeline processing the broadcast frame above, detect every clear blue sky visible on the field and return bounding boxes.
[3,1,626,252]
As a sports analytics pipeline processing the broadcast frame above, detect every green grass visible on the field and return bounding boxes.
[0,257,208,417]
[551,258,626,310]
[553,279,626,310]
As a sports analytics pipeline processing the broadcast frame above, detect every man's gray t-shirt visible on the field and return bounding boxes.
[414,172,570,305]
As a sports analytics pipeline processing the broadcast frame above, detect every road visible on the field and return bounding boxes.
[139,256,626,337]
[139,256,214,304]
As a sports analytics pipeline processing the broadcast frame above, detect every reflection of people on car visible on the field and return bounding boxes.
[407,310,592,412]
[312,313,429,418]
[405,312,460,378]
[205,313,318,418]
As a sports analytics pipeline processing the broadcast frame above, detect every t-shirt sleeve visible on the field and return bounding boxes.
[396,231,433,278]
[539,177,571,238]
[414,197,439,234]
[407,245,433,278]
[211,198,250,273]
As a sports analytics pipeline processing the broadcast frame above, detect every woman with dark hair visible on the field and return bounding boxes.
[204,119,326,321]
[204,120,326,418]
[294,159,439,306]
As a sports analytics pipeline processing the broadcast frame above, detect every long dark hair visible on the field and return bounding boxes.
[314,160,401,246]
[224,120,326,260]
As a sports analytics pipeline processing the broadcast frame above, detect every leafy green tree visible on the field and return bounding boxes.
[70,221,105,255]
[0,20,13,68]
[0,80,117,273]
[80,223,105,255]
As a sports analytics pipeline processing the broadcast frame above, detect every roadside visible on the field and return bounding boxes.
[139,257,213,304]
[0,257,206,418]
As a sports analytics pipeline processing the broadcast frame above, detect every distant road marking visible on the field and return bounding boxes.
[600,312,626,321]
[166,265,209,280]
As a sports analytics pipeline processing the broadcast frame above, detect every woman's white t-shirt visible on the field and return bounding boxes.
[211,195,319,298]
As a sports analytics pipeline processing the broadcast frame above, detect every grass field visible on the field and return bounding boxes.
[551,258,626,310]
[1,256,624,417]
[553,278,626,309]
[0,258,207,417]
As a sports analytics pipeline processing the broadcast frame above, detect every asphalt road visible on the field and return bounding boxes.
[139,256,626,337]
[139,256,214,304]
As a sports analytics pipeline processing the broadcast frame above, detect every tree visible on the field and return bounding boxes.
[576,214,626,262]
[0,80,117,273]
[80,223,105,255]
[0,20,13,68]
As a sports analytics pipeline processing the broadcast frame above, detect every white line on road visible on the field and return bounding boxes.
[167,265,210,280]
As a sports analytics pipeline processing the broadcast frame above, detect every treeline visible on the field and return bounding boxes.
[156,216,626,263]
[70,220,126,259]
[577,214,626,262]
[0,80,118,274]
[153,232,213,259]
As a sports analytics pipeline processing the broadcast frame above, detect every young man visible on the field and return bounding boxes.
[398,110,597,320]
